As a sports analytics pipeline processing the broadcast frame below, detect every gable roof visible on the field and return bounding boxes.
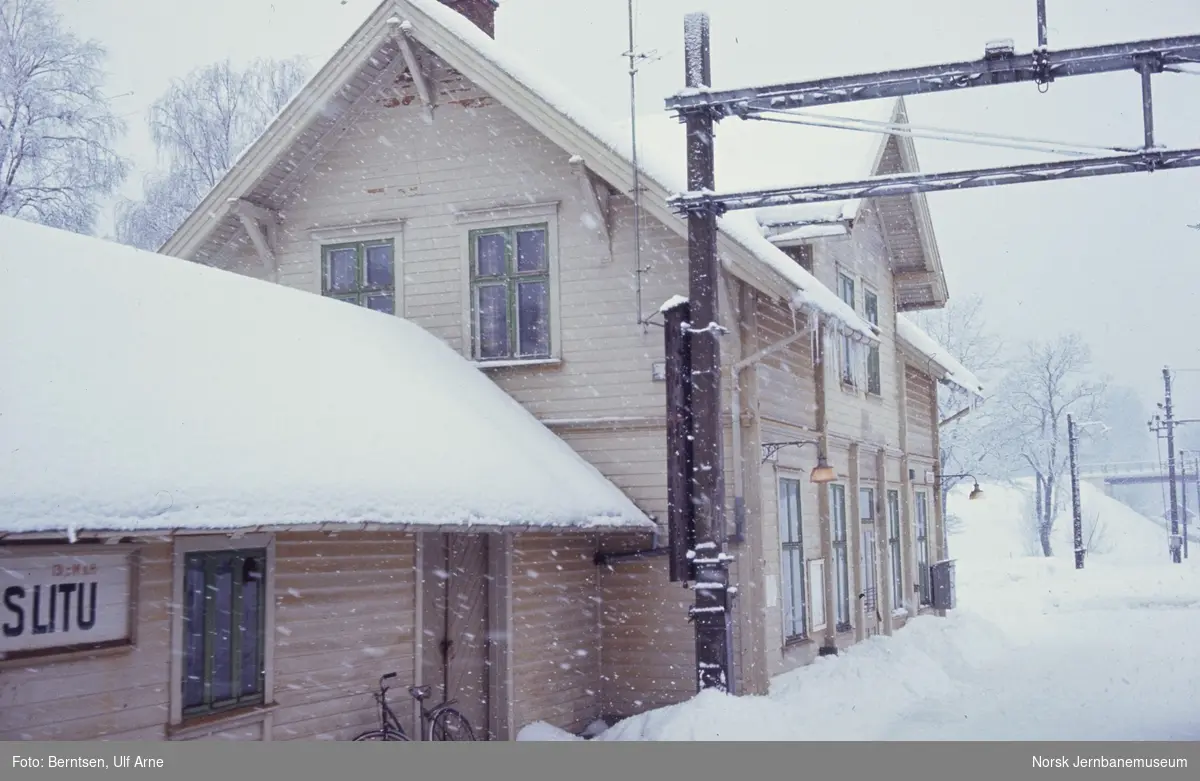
[0,215,653,539]
[160,0,913,343]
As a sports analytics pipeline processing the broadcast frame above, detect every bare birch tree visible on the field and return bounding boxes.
[909,294,1003,507]
[0,0,127,232]
[988,333,1108,556]
[115,57,309,251]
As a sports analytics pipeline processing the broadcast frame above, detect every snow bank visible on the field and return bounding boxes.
[0,217,653,535]
[515,722,585,741]
[592,612,1012,742]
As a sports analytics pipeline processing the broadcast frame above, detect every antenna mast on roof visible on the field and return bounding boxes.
[625,0,658,327]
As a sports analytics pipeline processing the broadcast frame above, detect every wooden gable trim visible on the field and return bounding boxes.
[569,156,613,259]
[161,2,402,260]
[395,21,436,120]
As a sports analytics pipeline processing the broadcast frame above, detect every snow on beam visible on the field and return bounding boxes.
[393,19,436,121]
[569,155,613,256]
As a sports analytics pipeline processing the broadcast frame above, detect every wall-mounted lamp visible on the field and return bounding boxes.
[942,473,984,500]
[761,440,839,484]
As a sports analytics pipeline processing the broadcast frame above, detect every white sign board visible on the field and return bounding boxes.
[1,550,133,657]
[924,470,937,484]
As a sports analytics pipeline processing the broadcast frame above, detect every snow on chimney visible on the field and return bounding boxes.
[440,0,499,38]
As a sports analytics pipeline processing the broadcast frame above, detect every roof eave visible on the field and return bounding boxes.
[0,517,655,542]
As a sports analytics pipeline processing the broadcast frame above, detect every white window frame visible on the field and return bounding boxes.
[169,533,276,738]
[457,202,562,368]
[310,220,406,316]
[915,490,932,606]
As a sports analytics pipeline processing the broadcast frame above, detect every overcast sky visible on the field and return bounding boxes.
[51,0,1200,412]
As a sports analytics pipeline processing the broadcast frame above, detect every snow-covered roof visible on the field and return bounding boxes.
[0,216,653,538]
[896,314,985,398]
[161,0,889,344]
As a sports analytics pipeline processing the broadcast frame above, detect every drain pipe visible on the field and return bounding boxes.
[730,322,818,541]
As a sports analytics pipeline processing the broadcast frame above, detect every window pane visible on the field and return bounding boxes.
[475,233,507,277]
[515,228,547,273]
[860,488,874,521]
[326,247,358,293]
[781,549,795,637]
[366,293,394,315]
[516,280,550,357]
[240,557,263,698]
[868,348,881,394]
[476,284,510,359]
[182,556,207,709]
[365,243,394,288]
[777,482,791,544]
[839,275,854,307]
[211,556,235,703]
[865,292,879,325]
[790,548,806,631]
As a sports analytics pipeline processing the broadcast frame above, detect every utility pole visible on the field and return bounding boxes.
[1181,456,1189,559]
[1164,367,1183,564]
[680,11,733,693]
[1068,414,1084,569]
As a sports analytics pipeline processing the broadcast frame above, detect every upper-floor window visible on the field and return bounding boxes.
[321,240,395,314]
[864,289,881,395]
[469,224,551,361]
[837,273,857,386]
[781,244,813,274]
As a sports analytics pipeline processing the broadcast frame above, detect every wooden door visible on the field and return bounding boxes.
[422,533,491,739]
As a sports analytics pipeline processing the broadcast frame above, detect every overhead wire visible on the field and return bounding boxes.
[744,109,1140,158]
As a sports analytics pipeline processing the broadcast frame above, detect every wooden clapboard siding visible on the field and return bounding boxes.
[904,367,937,458]
[753,296,818,430]
[0,543,172,741]
[228,54,694,424]
[270,532,416,741]
[599,556,694,717]
[510,534,601,733]
[816,207,904,450]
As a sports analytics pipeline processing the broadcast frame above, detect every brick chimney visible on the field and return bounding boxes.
[440,0,499,38]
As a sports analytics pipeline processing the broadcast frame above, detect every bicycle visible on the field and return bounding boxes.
[352,672,477,741]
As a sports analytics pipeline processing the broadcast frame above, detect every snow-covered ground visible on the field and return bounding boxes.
[519,480,1200,741]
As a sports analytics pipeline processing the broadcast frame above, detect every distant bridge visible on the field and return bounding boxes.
[1077,460,1198,488]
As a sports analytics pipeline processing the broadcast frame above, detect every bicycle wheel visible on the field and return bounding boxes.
[353,728,409,741]
[429,708,476,741]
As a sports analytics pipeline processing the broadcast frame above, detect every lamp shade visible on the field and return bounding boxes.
[810,456,837,484]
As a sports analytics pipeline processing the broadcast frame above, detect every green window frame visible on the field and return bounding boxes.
[321,239,395,314]
[864,289,881,395]
[468,223,551,361]
[778,477,808,642]
[887,489,904,612]
[915,491,932,606]
[830,483,851,632]
[837,273,857,385]
[181,549,267,718]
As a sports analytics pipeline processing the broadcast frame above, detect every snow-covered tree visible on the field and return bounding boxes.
[0,0,127,232]
[908,294,1003,506]
[115,57,309,250]
[987,333,1108,556]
